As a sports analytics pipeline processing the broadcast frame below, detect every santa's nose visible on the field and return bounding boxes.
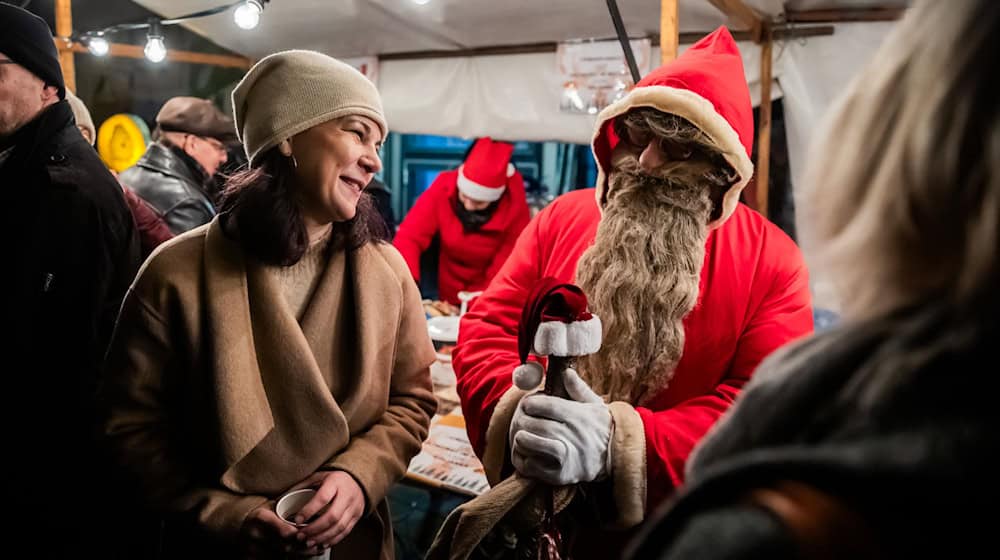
[638,141,667,172]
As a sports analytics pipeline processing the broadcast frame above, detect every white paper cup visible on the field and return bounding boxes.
[275,489,331,560]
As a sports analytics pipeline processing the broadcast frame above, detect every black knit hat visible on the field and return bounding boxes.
[0,3,65,100]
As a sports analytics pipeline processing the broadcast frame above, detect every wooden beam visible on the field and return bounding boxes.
[55,0,75,93]
[756,22,774,219]
[705,0,763,42]
[660,0,678,64]
[377,25,833,61]
[786,7,905,23]
[66,42,253,69]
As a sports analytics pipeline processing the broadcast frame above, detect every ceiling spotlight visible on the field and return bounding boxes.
[412,0,431,5]
[144,20,166,63]
[234,0,263,30]
[86,33,110,57]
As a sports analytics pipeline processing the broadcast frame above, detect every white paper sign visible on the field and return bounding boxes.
[556,38,652,114]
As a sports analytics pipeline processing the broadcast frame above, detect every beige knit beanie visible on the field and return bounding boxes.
[232,49,387,167]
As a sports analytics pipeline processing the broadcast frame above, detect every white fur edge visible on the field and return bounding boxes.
[482,385,529,486]
[457,165,506,202]
[533,316,603,357]
[607,401,647,528]
[590,86,754,229]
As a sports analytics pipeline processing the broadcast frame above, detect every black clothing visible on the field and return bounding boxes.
[628,305,999,559]
[0,100,141,552]
[120,141,215,234]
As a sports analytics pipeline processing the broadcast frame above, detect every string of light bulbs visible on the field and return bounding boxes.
[72,0,269,63]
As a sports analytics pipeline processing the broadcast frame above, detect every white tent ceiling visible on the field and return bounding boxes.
[124,0,907,202]
[130,0,908,59]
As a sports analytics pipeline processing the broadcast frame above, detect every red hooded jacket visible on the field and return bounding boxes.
[453,27,814,527]
[394,169,530,305]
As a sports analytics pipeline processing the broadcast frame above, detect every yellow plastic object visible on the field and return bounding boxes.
[97,113,151,172]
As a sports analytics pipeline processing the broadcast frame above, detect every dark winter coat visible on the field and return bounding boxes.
[627,304,999,559]
[0,100,141,549]
[120,141,215,234]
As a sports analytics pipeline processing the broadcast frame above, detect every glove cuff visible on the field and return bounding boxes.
[606,402,646,528]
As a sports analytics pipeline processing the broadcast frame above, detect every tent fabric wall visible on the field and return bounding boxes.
[380,40,782,145]
[381,22,892,175]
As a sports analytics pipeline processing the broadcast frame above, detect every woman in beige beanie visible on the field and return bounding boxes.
[101,50,436,559]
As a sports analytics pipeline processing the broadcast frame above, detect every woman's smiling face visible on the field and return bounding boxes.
[289,115,383,225]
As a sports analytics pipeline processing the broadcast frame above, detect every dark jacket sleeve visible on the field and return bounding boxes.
[161,198,214,235]
[637,504,798,560]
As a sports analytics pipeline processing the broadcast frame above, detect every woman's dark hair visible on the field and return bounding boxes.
[217,149,390,266]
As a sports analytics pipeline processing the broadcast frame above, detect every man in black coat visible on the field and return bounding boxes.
[0,4,141,552]
[120,96,235,234]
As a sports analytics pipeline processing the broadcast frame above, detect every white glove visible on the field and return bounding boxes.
[509,368,612,485]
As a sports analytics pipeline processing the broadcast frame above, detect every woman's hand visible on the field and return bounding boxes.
[241,502,300,558]
[290,470,367,550]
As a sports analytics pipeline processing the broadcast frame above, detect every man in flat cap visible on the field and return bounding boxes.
[0,2,141,552]
[121,96,236,233]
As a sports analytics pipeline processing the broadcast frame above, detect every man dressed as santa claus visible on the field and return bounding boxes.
[394,137,531,305]
[453,26,813,550]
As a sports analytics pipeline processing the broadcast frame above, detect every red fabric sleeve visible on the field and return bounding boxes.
[120,184,174,256]
[393,178,446,282]
[640,233,813,511]
[486,173,532,282]
[453,209,545,456]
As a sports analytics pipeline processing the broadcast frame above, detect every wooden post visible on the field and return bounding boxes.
[660,0,678,64]
[54,0,75,93]
[756,22,774,219]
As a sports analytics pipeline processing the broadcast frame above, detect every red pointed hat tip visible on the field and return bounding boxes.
[462,137,515,188]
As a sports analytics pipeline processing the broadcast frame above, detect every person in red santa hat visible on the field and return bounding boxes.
[452,26,814,553]
[393,137,531,305]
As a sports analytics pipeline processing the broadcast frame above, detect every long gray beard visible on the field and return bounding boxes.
[576,158,712,404]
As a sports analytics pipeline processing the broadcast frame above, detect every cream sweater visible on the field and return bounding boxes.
[266,228,332,320]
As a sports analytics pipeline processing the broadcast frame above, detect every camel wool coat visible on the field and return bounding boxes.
[101,217,437,558]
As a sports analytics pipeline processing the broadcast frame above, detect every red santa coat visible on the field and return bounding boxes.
[454,190,812,521]
[393,170,530,305]
[453,27,814,529]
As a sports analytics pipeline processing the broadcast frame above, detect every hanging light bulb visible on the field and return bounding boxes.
[86,33,110,57]
[144,20,166,63]
[234,0,263,30]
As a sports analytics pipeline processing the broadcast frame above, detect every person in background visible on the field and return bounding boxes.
[0,4,141,554]
[66,90,174,258]
[120,96,234,234]
[393,137,531,305]
[626,1,1000,558]
[452,28,812,557]
[101,49,436,559]
[366,176,396,237]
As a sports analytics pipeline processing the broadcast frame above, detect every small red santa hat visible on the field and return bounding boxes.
[512,277,603,391]
[457,137,516,203]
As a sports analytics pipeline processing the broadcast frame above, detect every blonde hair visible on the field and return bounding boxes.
[799,0,1000,322]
